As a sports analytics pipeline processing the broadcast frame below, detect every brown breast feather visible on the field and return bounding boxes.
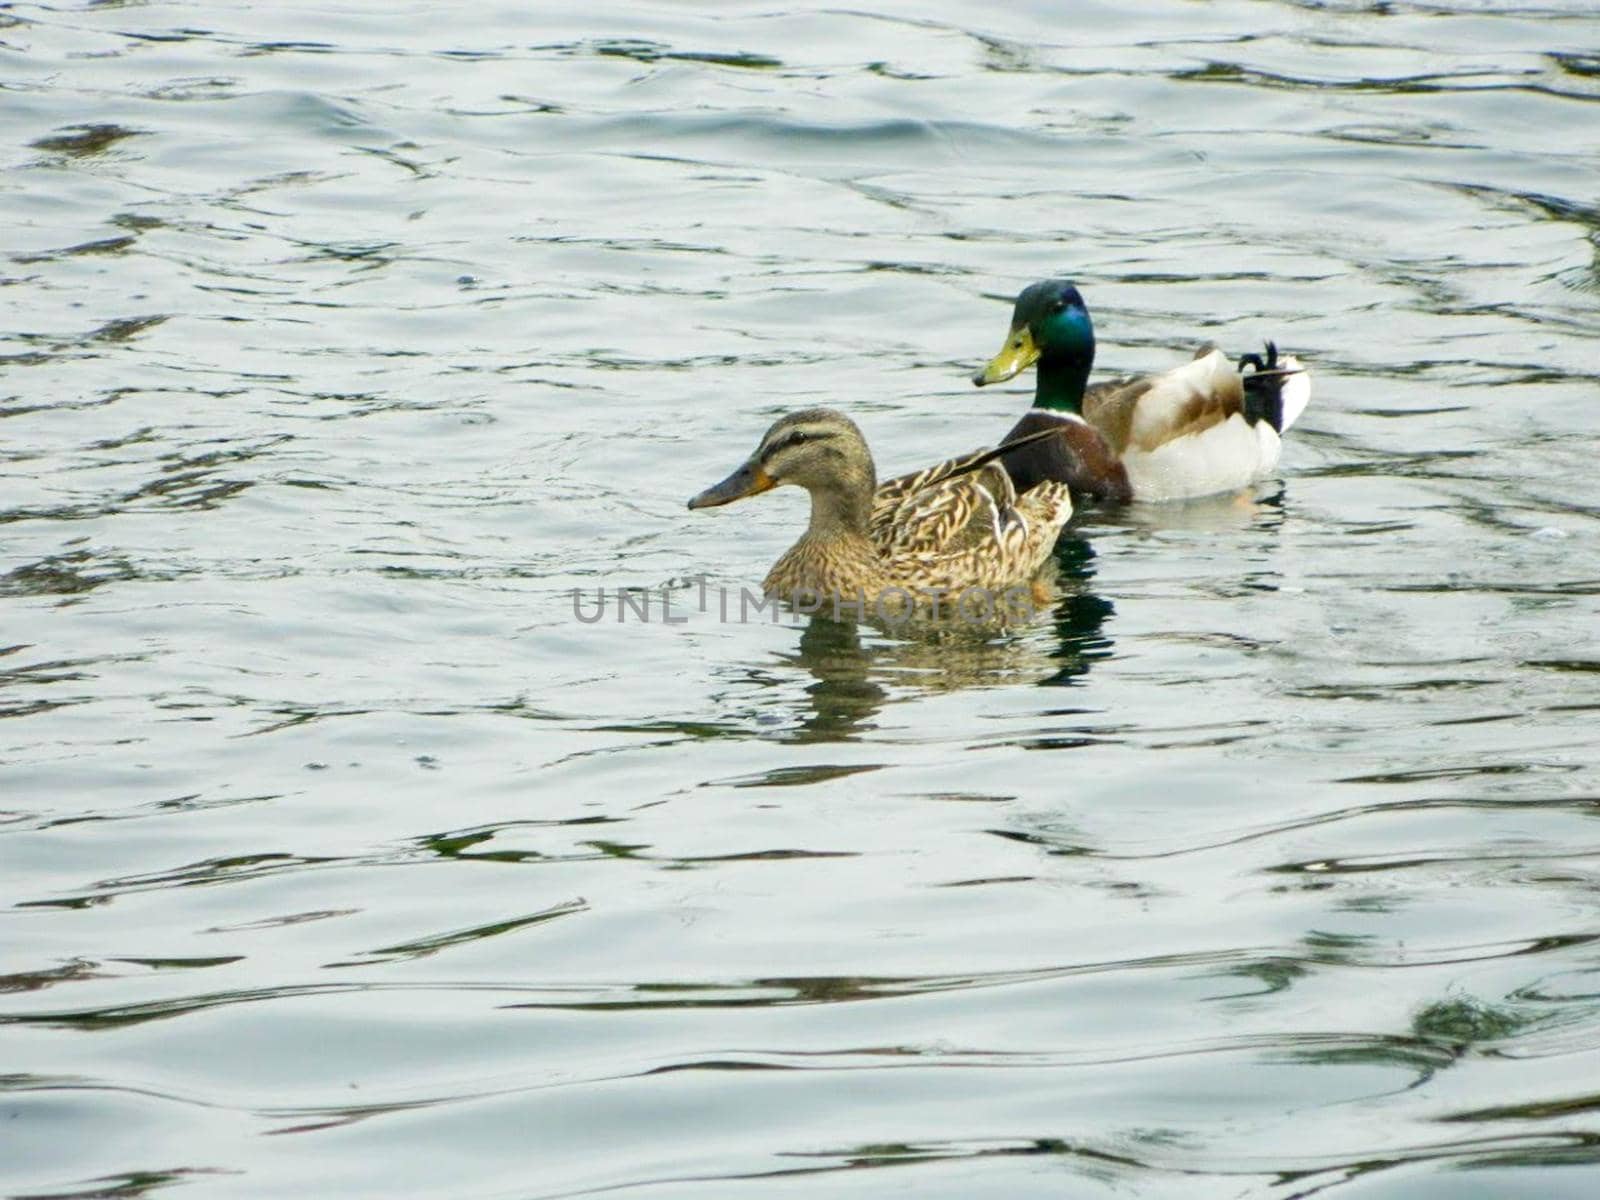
[999,410,1132,503]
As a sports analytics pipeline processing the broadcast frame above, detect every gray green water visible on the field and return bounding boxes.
[5,2,1600,1197]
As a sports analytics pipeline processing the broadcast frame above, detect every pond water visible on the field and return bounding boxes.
[4,2,1600,1197]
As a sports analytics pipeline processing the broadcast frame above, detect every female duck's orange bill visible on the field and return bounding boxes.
[688,460,776,510]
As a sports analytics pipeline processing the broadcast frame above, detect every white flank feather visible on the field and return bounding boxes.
[1114,349,1312,500]
[1122,414,1283,502]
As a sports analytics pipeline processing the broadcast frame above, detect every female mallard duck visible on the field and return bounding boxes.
[688,408,1072,617]
[972,280,1312,503]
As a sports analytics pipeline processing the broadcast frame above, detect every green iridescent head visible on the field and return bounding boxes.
[971,281,1096,411]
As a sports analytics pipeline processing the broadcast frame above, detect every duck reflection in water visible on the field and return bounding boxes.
[764,533,1115,743]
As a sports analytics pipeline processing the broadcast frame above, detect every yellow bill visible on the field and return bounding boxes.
[971,325,1040,387]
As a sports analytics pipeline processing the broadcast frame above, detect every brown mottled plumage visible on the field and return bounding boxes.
[688,409,1072,617]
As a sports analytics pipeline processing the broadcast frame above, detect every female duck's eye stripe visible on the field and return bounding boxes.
[763,428,835,458]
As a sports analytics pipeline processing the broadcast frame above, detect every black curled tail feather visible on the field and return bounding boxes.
[1240,340,1287,432]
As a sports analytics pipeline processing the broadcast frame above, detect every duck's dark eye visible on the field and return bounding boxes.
[1051,299,1068,314]
[790,431,808,444]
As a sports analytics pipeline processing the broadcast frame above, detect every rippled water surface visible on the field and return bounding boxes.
[5,1,1600,1196]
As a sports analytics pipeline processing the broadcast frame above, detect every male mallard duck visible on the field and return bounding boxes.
[972,280,1312,503]
[688,408,1072,616]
